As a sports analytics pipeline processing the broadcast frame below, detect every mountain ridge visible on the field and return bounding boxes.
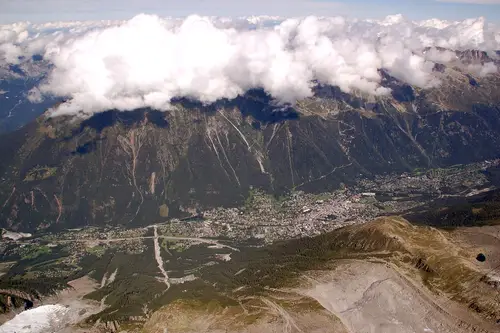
[1,68,500,232]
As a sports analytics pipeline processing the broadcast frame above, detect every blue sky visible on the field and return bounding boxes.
[1,0,499,24]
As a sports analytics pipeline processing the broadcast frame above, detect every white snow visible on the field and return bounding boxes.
[0,305,71,333]
[417,18,454,30]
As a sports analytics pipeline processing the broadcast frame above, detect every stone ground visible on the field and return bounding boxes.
[302,260,498,333]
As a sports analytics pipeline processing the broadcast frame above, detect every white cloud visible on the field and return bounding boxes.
[0,14,499,116]
[0,22,29,64]
[423,47,458,62]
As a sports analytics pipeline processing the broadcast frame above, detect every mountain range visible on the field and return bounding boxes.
[1,56,500,232]
[1,46,500,333]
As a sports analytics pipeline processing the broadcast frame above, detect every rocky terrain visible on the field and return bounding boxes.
[144,215,500,333]
[1,171,500,332]
[1,64,500,233]
[1,51,500,332]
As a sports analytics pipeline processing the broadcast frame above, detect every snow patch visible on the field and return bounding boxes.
[0,305,70,333]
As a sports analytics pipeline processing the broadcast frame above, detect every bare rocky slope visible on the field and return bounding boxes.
[140,217,500,333]
[1,66,500,232]
[1,199,500,332]
[1,54,500,332]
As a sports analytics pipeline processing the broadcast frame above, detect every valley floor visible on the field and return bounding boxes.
[2,222,500,333]
[2,161,500,332]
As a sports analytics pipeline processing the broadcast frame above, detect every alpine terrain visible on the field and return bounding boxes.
[0,13,500,333]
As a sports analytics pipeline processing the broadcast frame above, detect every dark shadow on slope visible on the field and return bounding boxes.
[404,188,500,228]
[170,97,217,114]
[313,84,362,106]
[311,70,416,104]
[67,109,170,139]
[71,140,99,156]
[78,109,147,133]
[170,89,300,124]
[220,89,299,124]
[146,110,170,128]
[466,74,479,87]
[379,69,415,102]
[433,63,446,73]
[67,89,300,137]
[312,83,381,112]
[8,64,25,76]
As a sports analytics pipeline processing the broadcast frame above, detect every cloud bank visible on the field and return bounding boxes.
[1,14,499,116]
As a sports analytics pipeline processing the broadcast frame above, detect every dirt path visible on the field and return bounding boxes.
[260,298,304,333]
[153,225,170,290]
